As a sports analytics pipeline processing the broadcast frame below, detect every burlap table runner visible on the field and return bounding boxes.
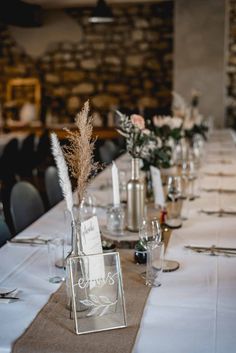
[12,250,151,353]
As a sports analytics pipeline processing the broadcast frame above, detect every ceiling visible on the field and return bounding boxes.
[25,0,165,9]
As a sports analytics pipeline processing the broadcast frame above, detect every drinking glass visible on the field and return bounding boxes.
[166,176,182,227]
[182,158,198,199]
[48,238,65,284]
[167,175,182,202]
[146,241,164,287]
[74,192,97,221]
[139,218,162,249]
[106,204,126,233]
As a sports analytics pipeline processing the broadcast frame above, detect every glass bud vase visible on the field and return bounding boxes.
[65,219,86,314]
[126,158,145,232]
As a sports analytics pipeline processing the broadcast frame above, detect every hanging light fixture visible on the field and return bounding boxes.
[89,0,114,23]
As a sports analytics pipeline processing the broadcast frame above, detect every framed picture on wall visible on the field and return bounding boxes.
[6,77,41,123]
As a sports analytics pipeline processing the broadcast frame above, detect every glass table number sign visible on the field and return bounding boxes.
[68,252,127,335]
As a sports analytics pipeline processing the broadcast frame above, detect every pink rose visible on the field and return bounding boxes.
[131,114,145,130]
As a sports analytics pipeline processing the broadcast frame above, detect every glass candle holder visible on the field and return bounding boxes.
[106,205,126,234]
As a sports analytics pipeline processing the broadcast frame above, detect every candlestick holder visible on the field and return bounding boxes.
[106,204,126,234]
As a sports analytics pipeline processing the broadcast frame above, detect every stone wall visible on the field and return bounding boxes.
[0,1,173,125]
[227,0,236,127]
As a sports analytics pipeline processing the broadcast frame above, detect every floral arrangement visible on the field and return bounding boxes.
[116,111,151,159]
[116,111,171,170]
[183,113,208,144]
[152,115,183,143]
[51,132,74,223]
[172,90,208,144]
[63,101,98,206]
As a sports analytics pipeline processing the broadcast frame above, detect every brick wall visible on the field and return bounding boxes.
[0,1,173,125]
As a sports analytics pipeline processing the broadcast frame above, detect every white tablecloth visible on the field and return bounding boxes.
[0,129,236,353]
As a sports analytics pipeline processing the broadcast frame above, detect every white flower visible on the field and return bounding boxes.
[153,115,172,128]
[194,113,203,126]
[170,117,183,129]
[162,116,172,126]
[142,129,151,135]
[183,119,195,130]
[153,115,165,127]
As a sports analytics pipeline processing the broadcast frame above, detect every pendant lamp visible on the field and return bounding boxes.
[89,0,114,23]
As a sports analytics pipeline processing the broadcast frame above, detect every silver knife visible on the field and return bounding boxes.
[200,210,236,215]
[9,238,49,245]
[185,245,236,251]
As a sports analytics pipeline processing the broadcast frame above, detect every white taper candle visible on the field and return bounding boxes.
[112,161,120,206]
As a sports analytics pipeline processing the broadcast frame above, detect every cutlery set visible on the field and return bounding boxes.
[185,245,236,256]
[204,172,236,177]
[9,236,50,245]
[202,188,236,194]
[0,288,19,301]
[200,209,236,216]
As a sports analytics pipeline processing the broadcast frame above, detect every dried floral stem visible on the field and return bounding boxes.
[50,132,74,223]
[63,101,98,205]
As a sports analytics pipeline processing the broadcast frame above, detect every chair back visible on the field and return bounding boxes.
[99,140,118,164]
[0,217,11,247]
[45,166,63,207]
[36,131,51,165]
[18,134,36,177]
[0,138,19,181]
[10,181,44,233]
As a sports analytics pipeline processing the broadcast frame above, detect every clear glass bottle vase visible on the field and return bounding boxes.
[65,219,87,314]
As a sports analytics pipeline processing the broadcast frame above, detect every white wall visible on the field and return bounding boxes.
[9,10,82,58]
[174,0,227,127]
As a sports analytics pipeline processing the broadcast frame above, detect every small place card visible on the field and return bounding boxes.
[150,166,165,208]
[81,216,105,287]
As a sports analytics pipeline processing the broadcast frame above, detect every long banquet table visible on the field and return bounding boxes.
[1,129,236,353]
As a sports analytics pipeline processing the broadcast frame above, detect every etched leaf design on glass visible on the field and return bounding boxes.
[99,305,110,317]
[80,299,94,306]
[99,296,112,304]
[86,306,101,317]
[89,294,100,304]
[80,294,117,317]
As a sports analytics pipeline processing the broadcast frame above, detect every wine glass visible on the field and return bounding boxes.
[167,176,182,202]
[166,176,182,228]
[182,159,197,200]
[139,218,162,249]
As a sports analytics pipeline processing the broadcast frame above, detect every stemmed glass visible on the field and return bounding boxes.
[167,176,182,202]
[182,159,197,200]
[166,176,182,228]
[139,218,162,279]
[139,218,162,249]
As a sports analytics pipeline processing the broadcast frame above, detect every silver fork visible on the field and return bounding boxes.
[0,288,17,297]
